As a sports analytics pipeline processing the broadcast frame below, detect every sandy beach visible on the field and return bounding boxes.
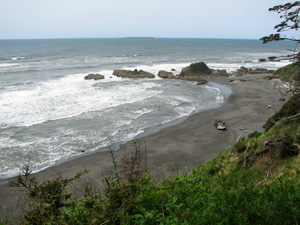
[0,74,287,219]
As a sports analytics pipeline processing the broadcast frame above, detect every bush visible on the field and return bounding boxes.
[276,135,299,159]
[248,131,262,139]
[264,95,300,131]
[233,137,247,153]
[0,219,8,225]
[273,63,300,82]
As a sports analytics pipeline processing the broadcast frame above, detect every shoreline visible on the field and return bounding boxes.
[0,80,232,181]
[0,74,287,218]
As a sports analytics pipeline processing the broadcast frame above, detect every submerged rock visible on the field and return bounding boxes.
[113,69,155,78]
[84,74,105,80]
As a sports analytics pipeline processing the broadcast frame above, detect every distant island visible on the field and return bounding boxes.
[123,37,155,39]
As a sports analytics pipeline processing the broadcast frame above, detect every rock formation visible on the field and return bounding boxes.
[180,62,211,77]
[211,69,229,77]
[231,66,274,76]
[158,70,175,79]
[84,74,105,80]
[178,62,229,83]
[113,69,155,78]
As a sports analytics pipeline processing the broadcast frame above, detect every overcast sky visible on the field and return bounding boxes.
[0,0,294,39]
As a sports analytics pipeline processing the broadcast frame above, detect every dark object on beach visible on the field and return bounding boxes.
[279,98,286,101]
[214,119,227,130]
[84,73,105,80]
[263,76,274,80]
[197,81,206,85]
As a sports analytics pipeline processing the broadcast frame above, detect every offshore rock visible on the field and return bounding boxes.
[180,62,211,77]
[232,66,274,76]
[211,69,229,77]
[84,74,105,80]
[179,62,229,79]
[158,70,175,79]
[113,69,155,78]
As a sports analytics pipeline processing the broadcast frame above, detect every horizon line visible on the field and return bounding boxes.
[0,37,260,41]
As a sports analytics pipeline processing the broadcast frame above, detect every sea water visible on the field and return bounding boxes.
[0,38,294,179]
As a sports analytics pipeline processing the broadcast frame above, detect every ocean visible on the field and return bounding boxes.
[0,38,293,179]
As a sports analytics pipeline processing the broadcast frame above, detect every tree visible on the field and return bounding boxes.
[261,1,300,61]
[261,1,300,97]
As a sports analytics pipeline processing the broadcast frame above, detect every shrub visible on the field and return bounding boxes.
[264,95,300,131]
[273,63,300,82]
[0,219,8,225]
[233,137,247,153]
[248,131,262,139]
[276,135,299,159]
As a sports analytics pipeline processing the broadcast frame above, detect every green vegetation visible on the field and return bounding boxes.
[0,219,8,225]
[273,63,300,82]
[264,94,300,131]
[261,2,300,62]
[263,63,300,132]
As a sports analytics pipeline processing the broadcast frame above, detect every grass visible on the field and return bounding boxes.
[273,62,300,82]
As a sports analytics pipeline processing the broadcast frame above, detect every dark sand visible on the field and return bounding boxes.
[0,74,287,219]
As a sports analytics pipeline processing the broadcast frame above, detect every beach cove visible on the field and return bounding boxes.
[0,38,293,179]
[0,73,288,218]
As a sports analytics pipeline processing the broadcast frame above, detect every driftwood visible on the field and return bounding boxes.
[214,119,227,130]
[256,171,270,186]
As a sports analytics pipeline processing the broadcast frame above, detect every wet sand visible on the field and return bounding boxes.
[0,74,287,219]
